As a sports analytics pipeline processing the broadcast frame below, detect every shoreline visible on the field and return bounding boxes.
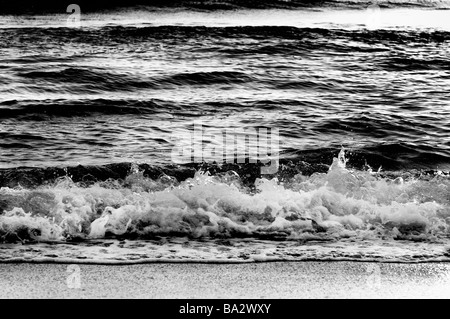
[2,258,450,265]
[1,261,450,298]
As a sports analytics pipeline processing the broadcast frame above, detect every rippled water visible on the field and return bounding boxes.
[1,6,449,169]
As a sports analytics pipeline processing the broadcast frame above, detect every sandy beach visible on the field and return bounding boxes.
[1,261,450,299]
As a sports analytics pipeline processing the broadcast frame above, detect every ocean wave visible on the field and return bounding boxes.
[11,67,253,94]
[1,150,450,244]
[0,98,261,119]
[0,99,163,119]
[1,238,450,263]
[2,26,450,42]
[379,56,450,71]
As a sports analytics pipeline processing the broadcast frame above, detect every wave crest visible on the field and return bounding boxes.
[1,150,450,243]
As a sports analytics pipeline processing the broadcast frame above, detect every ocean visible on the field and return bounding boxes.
[1,0,450,264]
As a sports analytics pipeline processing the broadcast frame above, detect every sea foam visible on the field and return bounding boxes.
[1,150,449,244]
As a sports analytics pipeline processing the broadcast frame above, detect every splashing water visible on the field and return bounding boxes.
[1,149,449,245]
[1,150,450,264]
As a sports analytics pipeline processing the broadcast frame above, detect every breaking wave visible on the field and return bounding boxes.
[1,150,450,244]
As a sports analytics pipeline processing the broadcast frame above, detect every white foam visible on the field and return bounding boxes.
[1,150,450,245]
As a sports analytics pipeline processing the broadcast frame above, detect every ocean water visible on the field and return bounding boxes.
[1,0,450,264]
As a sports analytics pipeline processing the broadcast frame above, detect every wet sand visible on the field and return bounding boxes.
[1,261,450,298]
